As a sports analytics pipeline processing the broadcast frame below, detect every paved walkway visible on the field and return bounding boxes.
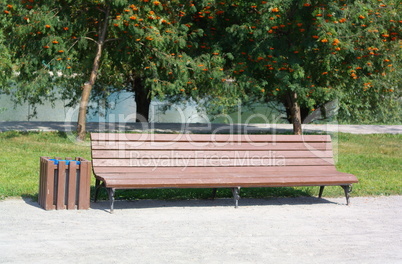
[1,121,401,134]
[1,196,401,264]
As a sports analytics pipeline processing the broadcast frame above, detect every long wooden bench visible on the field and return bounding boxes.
[91,133,358,212]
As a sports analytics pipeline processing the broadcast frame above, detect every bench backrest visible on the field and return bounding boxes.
[90,133,335,175]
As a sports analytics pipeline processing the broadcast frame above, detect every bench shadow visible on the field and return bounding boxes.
[89,196,341,212]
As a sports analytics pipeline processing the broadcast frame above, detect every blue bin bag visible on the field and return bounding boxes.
[49,159,81,165]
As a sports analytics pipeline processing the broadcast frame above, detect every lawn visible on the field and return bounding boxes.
[0,131,400,201]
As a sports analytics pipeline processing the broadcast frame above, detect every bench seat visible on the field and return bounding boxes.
[91,133,358,212]
[95,167,356,188]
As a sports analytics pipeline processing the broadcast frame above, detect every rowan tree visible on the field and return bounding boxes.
[183,0,401,133]
[0,28,12,87]
[0,0,216,138]
[2,0,107,137]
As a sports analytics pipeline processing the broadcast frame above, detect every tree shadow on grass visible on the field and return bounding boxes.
[0,130,69,139]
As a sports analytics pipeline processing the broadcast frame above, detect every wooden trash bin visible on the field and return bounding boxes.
[39,157,91,210]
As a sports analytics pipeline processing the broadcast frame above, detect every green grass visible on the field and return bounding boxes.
[0,131,91,199]
[335,133,402,196]
[0,131,401,201]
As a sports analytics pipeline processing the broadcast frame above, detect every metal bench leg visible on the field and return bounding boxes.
[211,188,217,199]
[341,185,352,205]
[231,187,241,208]
[107,188,116,213]
[318,186,325,198]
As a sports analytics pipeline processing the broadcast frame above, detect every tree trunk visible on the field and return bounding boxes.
[286,91,302,135]
[129,76,151,122]
[77,83,92,140]
[76,7,109,141]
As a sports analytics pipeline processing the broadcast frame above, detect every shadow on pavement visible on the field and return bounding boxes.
[89,196,339,212]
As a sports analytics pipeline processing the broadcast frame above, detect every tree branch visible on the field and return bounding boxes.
[105,38,120,43]
[67,39,80,53]
[82,37,98,44]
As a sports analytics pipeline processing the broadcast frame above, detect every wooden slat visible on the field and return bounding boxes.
[91,150,334,159]
[84,160,92,209]
[91,141,332,151]
[93,165,340,174]
[91,133,331,143]
[45,158,56,210]
[102,175,358,189]
[96,172,355,181]
[78,161,91,210]
[56,161,66,210]
[92,158,334,167]
[67,162,77,209]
